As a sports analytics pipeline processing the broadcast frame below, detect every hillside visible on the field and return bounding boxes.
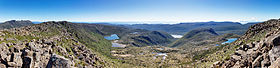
[210,19,280,67]
[186,19,280,67]
[170,28,239,48]
[115,21,258,35]
[0,21,154,68]
[0,21,176,68]
[0,21,114,67]
[73,23,174,47]
[170,28,218,47]
[118,31,174,47]
[0,20,34,29]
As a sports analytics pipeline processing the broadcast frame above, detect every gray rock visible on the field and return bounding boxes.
[252,55,263,67]
[46,54,73,68]
[0,64,6,68]
[43,39,52,45]
[231,55,241,60]
[235,50,245,56]
[268,46,280,63]
[269,57,280,68]
[13,53,23,67]
[261,58,270,67]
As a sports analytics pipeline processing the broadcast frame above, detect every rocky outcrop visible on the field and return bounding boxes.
[212,19,280,68]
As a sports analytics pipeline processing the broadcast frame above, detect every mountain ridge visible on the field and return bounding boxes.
[113,21,259,35]
[0,20,34,29]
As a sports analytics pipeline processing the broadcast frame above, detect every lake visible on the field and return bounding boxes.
[104,34,119,40]
[221,38,238,44]
[171,34,183,38]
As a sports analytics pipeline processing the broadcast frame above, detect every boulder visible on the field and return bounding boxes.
[268,46,280,63]
[231,55,241,60]
[269,58,280,68]
[46,54,73,68]
[252,55,263,67]
[235,50,245,56]
[22,57,32,68]
[0,64,6,68]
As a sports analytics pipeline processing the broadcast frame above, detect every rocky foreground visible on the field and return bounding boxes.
[213,19,280,68]
[0,22,110,68]
[0,20,178,68]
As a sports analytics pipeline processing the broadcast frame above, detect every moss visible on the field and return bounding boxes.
[8,45,14,49]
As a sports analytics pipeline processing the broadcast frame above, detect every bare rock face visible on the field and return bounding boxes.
[46,54,73,68]
[269,46,280,63]
[270,58,280,68]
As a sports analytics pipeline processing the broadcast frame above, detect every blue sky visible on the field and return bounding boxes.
[0,0,280,23]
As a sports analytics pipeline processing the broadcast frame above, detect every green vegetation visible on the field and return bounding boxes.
[169,28,219,47]
[63,23,113,57]
[0,20,261,68]
[0,31,39,44]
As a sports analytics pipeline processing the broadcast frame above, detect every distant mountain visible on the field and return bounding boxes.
[169,28,239,49]
[0,20,34,29]
[114,21,259,35]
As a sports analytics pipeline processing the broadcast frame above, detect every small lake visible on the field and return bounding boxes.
[112,42,126,47]
[171,34,183,38]
[221,38,238,44]
[104,34,119,40]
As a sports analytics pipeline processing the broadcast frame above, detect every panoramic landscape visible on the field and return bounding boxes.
[1,0,280,68]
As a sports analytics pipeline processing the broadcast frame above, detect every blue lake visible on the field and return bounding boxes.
[221,38,238,44]
[104,34,119,40]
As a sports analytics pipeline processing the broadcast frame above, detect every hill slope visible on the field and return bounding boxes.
[71,23,174,47]
[210,19,280,68]
[169,28,240,49]
[0,21,174,68]
[0,21,137,68]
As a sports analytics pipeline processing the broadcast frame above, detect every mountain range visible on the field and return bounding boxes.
[113,21,259,35]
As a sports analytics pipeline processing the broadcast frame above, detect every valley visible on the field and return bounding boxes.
[1,0,280,68]
[0,19,280,68]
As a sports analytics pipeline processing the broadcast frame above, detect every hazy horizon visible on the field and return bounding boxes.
[1,0,280,23]
[0,20,262,24]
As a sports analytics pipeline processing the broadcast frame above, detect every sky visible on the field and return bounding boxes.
[0,0,280,24]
